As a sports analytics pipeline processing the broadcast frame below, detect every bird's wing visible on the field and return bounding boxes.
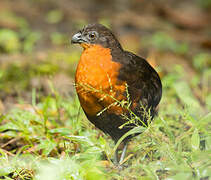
[117,51,162,112]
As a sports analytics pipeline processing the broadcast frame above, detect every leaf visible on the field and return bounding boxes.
[0,122,19,132]
[36,139,57,156]
[0,29,20,53]
[85,168,107,180]
[173,81,202,114]
[45,10,63,24]
[49,128,71,136]
[66,135,94,146]
[166,172,192,180]
[0,166,14,176]
[113,126,146,155]
[191,129,200,151]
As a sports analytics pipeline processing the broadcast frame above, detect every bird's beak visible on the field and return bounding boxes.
[71,32,85,44]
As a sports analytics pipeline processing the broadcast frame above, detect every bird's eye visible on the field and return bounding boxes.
[89,33,95,39]
[88,31,98,40]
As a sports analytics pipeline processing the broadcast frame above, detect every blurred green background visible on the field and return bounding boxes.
[0,0,210,179]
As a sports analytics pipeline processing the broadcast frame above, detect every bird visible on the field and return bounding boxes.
[71,23,162,165]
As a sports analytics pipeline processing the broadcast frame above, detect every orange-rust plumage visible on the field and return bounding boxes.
[75,44,126,116]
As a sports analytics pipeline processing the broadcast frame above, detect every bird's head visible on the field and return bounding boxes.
[71,23,122,50]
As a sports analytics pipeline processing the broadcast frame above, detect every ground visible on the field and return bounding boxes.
[0,0,210,179]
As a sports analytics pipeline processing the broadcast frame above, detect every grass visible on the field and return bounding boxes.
[0,56,210,179]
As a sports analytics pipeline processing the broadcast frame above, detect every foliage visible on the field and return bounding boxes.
[0,60,210,179]
[0,29,21,53]
[143,32,189,55]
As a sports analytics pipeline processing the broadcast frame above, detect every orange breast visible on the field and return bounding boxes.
[75,45,126,116]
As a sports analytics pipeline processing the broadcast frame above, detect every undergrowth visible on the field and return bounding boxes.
[0,64,210,180]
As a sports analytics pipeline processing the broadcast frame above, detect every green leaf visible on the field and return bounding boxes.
[49,128,71,136]
[66,135,94,146]
[0,166,14,176]
[23,31,41,53]
[45,10,63,24]
[167,172,192,180]
[0,122,19,132]
[85,168,107,180]
[191,129,200,151]
[0,29,20,53]
[173,81,202,114]
[36,139,57,156]
[113,126,146,155]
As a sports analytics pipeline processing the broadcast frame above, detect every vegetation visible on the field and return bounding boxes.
[0,0,210,179]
